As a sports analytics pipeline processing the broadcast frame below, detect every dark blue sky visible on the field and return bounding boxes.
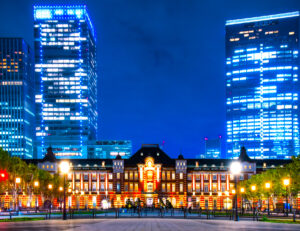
[0,0,299,157]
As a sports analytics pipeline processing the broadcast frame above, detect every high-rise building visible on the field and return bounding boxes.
[0,38,35,159]
[197,137,222,159]
[204,137,222,159]
[87,140,132,159]
[226,12,300,159]
[34,5,97,159]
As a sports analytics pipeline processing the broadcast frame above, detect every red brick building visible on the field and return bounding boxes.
[35,144,293,210]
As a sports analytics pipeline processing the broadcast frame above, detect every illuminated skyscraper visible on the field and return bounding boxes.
[87,140,132,159]
[0,38,35,159]
[226,12,300,159]
[34,5,97,159]
[204,137,222,159]
[197,137,222,159]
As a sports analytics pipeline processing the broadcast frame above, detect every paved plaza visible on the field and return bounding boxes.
[0,218,299,231]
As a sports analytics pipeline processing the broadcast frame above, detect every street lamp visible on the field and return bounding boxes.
[15,177,21,211]
[34,181,39,212]
[240,187,245,213]
[283,178,290,216]
[59,186,63,210]
[230,161,242,221]
[34,181,39,187]
[60,161,70,220]
[251,185,256,211]
[48,184,53,190]
[265,182,271,215]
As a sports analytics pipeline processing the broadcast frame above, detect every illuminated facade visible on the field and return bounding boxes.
[34,5,97,159]
[0,38,35,159]
[87,140,132,159]
[15,144,292,210]
[226,12,300,159]
[198,137,221,159]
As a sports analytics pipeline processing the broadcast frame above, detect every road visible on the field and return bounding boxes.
[0,218,299,231]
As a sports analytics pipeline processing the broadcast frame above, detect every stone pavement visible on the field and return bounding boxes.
[0,218,299,231]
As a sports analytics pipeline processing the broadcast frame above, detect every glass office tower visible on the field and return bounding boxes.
[34,5,97,159]
[197,137,222,159]
[87,140,132,159]
[204,137,222,159]
[226,12,300,159]
[0,38,35,159]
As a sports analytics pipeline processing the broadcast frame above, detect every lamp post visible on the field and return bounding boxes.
[265,182,271,216]
[34,181,39,212]
[48,184,53,215]
[251,185,256,211]
[15,177,21,211]
[230,161,242,221]
[283,179,290,216]
[60,161,70,220]
[240,187,245,214]
[59,186,63,211]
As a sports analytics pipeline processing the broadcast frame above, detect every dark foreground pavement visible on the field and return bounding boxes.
[0,218,299,231]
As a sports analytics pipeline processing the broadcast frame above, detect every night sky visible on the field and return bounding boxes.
[0,0,299,158]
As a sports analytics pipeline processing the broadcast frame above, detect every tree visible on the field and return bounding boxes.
[0,148,64,209]
[239,155,300,210]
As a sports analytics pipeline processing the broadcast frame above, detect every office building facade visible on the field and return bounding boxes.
[0,38,35,159]
[226,12,300,159]
[34,5,97,159]
[204,137,222,159]
[87,140,132,159]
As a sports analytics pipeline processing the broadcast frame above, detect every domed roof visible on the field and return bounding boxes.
[116,154,122,160]
[42,146,56,162]
[178,154,184,160]
[238,146,253,162]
